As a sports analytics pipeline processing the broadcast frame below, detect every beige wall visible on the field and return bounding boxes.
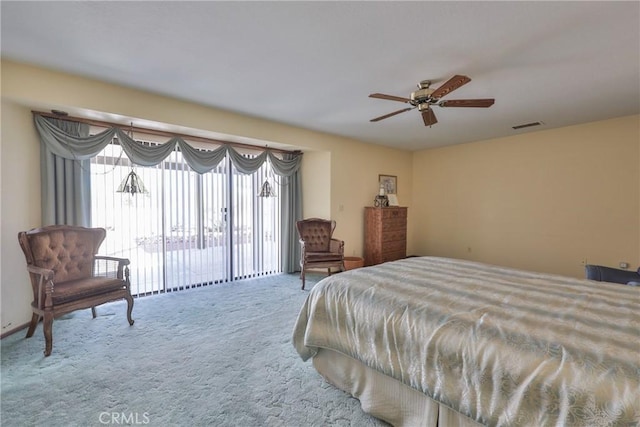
[412,115,640,278]
[0,60,412,333]
[1,100,42,334]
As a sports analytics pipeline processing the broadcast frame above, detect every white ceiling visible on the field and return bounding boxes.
[2,1,639,151]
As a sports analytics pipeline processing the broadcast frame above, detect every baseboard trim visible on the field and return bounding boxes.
[1,322,29,339]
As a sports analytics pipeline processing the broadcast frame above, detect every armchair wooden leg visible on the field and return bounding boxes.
[125,294,135,326]
[91,307,97,318]
[301,269,306,290]
[25,313,40,338]
[43,312,54,357]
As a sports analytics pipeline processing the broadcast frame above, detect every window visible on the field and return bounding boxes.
[91,138,281,296]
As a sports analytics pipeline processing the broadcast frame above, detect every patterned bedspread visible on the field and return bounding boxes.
[292,257,640,426]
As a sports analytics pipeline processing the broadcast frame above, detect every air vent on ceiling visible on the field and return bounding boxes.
[512,121,543,130]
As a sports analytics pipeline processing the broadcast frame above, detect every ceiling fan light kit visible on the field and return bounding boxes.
[369,74,494,127]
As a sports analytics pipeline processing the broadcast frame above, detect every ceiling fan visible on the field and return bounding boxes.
[369,75,494,127]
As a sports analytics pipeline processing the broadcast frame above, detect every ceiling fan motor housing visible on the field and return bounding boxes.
[411,87,435,103]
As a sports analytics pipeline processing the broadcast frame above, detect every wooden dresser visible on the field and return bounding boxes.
[364,207,407,266]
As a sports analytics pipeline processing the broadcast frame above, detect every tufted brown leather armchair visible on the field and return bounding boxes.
[296,218,345,290]
[18,225,134,356]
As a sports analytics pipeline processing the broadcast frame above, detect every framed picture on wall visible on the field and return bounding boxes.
[379,174,397,195]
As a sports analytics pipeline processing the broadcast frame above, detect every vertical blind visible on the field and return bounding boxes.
[91,138,282,296]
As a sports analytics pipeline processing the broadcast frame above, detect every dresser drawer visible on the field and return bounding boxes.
[382,218,407,231]
[383,240,406,252]
[381,208,407,220]
[381,230,406,243]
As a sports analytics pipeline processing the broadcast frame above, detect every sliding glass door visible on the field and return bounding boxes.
[91,139,281,296]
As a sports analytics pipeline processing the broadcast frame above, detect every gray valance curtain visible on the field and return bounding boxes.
[34,114,302,273]
[34,114,302,176]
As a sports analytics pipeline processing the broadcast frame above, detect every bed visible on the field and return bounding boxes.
[292,256,640,426]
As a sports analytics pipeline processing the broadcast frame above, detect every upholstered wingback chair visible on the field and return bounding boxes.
[296,218,345,290]
[18,225,134,356]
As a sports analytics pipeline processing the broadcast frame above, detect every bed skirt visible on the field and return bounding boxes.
[312,348,482,427]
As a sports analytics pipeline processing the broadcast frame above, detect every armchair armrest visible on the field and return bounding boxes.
[27,264,54,280]
[94,255,130,281]
[26,265,55,308]
[95,255,130,265]
[299,239,307,260]
[329,238,345,255]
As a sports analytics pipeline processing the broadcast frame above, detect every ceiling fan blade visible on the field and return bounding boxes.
[439,99,495,108]
[430,75,471,99]
[422,108,438,126]
[369,93,412,103]
[370,107,414,122]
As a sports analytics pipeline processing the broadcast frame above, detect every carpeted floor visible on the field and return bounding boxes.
[1,273,387,427]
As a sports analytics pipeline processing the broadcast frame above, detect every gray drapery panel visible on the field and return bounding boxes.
[39,118,91,226]
[34,113,303,266]
[279,152,303,273]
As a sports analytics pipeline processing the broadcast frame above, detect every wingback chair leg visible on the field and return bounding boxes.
[43,312,54,357]
[125,294,135,326]
[25,313,40,338]
[301,269,306,290]
[91,307,97,318]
